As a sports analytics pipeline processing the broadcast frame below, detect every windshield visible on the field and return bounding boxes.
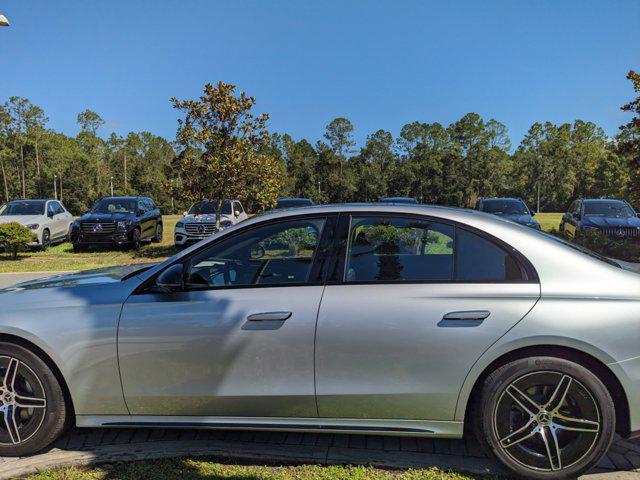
[583,201,635,218]
[90,198,137,214]
[275,199,312,209]
[0,201,45,216]
[188,200,231,215]
[481,200,529,216]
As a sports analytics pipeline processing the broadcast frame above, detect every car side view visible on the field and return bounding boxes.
[0,204,639,479]
[561,198,640,240]
[70,196,162,251]
[477,197,541,229]
[0,199,73,249]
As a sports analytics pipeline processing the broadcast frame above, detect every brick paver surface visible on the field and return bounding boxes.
[0,428,638,479]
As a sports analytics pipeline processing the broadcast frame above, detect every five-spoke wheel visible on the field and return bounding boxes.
[0,344,66,456]
[476,357,615,479]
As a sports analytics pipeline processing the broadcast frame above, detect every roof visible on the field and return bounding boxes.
[580,198,627,203]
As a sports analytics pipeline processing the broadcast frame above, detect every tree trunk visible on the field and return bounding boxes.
[0,159,8,202]
[124,152,128,191]
[20,143,26,198]
[215,198,222,230]
[59,175,63,202]
[35,138,41,195]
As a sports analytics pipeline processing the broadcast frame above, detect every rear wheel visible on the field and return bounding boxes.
[0,343,67,456]
[475,357,614,480]
[131,228,141,251]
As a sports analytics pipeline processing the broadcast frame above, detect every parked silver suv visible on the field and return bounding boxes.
[174,199,248,246]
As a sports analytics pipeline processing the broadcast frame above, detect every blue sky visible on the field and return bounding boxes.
[1,0,638,148]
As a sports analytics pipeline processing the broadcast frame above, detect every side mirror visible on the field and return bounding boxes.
[156,264,184,292]
[530,210,536,216]
[47,211,54,218]
[183,211,188,217]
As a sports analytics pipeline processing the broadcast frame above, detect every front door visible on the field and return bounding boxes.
[315,214,540,421]
[118,215,332,417]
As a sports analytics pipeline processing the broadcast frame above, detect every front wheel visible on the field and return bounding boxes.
[475,357,614,480]
[40,229,51,251]
[152,223,163,243]
[0,343,67,456]
[131,228,141,251]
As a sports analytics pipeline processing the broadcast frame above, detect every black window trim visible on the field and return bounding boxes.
[325,211,539,286]
[135,213,338,294]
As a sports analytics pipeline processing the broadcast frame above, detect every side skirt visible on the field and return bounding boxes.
[76,415,464,438]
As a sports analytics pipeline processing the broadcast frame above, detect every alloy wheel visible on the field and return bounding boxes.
[0,356,47,446]
[493,371,600,472]
[41,230,51,250]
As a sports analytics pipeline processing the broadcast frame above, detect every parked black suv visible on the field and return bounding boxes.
[561,198,640,240]
[476,197,541,229]
[70,196,162,251]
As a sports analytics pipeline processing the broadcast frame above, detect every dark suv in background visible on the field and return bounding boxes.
[561,198,640,240]
[476,197,540,229]
[70,196,162,251]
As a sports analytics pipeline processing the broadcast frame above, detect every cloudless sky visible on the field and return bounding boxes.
[1,0,638,149]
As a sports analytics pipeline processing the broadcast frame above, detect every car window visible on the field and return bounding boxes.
[345,217,454,282]
[47,202,56,216]
[236,202,245,214]
[138,201,147,214]
[480,199,529,215]
[583,201,635,218]
[53,202,65,215]
[455,229,524,281]
[345,216,525,283]
[185,218,326,289]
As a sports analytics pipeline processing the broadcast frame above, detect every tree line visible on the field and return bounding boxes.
[0,71,638,215]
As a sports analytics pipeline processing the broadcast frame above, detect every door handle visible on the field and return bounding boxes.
[247,311,292,322]
[442,310,490,321]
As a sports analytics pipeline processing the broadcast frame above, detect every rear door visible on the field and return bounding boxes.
[315,213,540,421]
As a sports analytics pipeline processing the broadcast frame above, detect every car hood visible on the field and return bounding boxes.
[493,213,538,225]
[182,214,232,222]
[0,263,157,292]
[583,216,640,228]
[78,213,135,222]
[0,215,45,225]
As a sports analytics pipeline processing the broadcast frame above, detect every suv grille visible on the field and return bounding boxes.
[81,222,116,234]
[185,223,217,236]
[601,227,640,238]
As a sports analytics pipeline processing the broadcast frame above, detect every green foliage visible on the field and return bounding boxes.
[619,70,640,206]
[0,222,35,259]
[171,82,284,225]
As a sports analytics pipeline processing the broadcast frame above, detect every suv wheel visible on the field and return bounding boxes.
[152,223,163,243]
[40,229,51,251]
[131,228,141,251]
[0,343,67,456]
[475,356,614,480]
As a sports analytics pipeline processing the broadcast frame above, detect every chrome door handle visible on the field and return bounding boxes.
[247,311,292,322]
[442,310,490,321]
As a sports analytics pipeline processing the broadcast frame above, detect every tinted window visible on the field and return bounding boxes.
[91,198,137,214]
[345,216,525,283]
[47,202,56,216]
[583,201,635,218]
[455,229,523,281]
[147,199,156,210]
[53,202,65,214]
[480,199,529,215]
[188,200,232,215]
[346,217,454,282]
[0,201,45,215]
[186,218,326,288]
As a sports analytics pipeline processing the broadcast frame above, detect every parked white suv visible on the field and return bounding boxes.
[174,199,248,246]
[0,199,73,249]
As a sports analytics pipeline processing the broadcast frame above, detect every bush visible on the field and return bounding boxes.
[576,231,640,263]
[0,222,36,260]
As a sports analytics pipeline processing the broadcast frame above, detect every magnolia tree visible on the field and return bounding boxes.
[171,82,283,228]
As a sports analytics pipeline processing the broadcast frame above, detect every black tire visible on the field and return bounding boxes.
[40,229,51,251]
[0,343,67,456]
[152,223,163,243]
[131,228,141,251]
[474,356,614,480]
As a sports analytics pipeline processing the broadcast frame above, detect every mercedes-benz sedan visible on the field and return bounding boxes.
[0,204,639,479]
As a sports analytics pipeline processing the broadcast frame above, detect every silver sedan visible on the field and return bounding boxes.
[0,204,639,479]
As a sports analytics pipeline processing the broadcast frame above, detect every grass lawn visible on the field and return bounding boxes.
[535,212,562,233]
[24,458,496,480]
[0,215,182,273]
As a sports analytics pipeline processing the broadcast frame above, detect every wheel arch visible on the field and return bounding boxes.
[0,333,75,427]
[461,344,630,437]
